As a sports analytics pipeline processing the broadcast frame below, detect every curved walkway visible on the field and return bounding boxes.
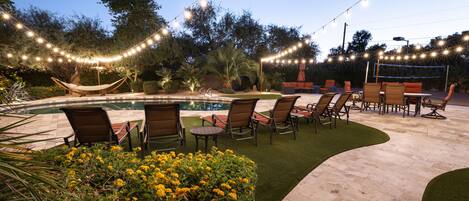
[285,94,469,201]
[3,93,469,201]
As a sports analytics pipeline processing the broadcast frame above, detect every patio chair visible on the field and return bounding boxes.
[202,99,259,145]
[253,96,300,144]
[361,83,382,113]
[344,81,353,93]
[383,84,409,117]
[294,93,336,133]
[330,92,352,126]
[421,83,456,119]
[61,107,138,151]
[320,80,336,93]
[141,103,185,151]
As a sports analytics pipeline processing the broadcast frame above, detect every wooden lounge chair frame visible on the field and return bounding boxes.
[61,107,138,151]
[202,99,259,145]
[253,96,300,144]
[140,103,185,151]
[294,93,336,133]
[330,92,352,127]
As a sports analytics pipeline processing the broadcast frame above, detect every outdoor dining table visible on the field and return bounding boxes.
[358,91,432,117]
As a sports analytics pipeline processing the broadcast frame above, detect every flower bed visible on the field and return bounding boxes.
[42,145,256,200]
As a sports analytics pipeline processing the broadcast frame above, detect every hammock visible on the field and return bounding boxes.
[51,77,127,96]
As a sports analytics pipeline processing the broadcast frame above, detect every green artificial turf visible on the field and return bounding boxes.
[134,117,388,201]
[422,168,469,201]
[222,93,282,100]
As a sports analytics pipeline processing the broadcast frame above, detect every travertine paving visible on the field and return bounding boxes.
[2,93,469,201]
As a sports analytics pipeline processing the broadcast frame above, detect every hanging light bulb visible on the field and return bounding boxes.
[455,46,464,52]
[327,57,333,62]
[161,28,169,35]
[464,35,469,41]
[396,56,402,60]
[35,57,42,61]
[21,55,28,60]
[379,55,384,60]
[26,31,34,37]
[415,44,422,50]
[36,37,44,44]
[53,47,59,53]
[350,55,356,60]
[378,51,384,56]
[443,49,450,55]
[364,53,369,58]
[6,53,13,58]
[301,59,306,64]
[294,60,298,64]
[154,34,161,41]
[184,10,192,20]
[437,40,445,47]
[331,19,337,27]
[199,0,208,9]
[345,9,351,19]
[430,52,438,57]
[140,43,146,48]
[47,57,53,62]
[309,58,314,63]
[338,56,344,61]
[411,55,417,60]
[361,0,369,7]
[147,39,154,45]
[404,55,409,60]
[1,13,10,20]
[420,53,426,59]
[397,48,402,53]
[15,23,23,29]
[46,43,52,48]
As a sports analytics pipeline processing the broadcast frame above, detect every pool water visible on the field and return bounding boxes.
[20,101,230,114]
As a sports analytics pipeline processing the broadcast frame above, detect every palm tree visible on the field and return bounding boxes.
[205,43,258,89]
[177,63,202,93]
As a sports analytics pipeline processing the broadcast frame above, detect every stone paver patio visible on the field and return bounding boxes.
[2,93,469,201]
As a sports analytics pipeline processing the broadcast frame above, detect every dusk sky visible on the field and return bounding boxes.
[14,0,469,59]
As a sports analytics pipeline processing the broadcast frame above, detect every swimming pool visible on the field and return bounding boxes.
[17,100,231,114]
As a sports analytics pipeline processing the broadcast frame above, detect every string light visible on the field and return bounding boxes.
[184,10,192,20]
[199,0,208,9]
[437,40,445,47]
[415,44,422,50]
[26,31,34,37]
[1,13,10,20]
[36,37,44,44]
[21,55,28,60]
[464,35,469,41]
[6,53,13,58]
[430,52,438,57]
[443,49,450,55]
[15,23,23,29]
[456,46,464,52]
[364,53,369,58]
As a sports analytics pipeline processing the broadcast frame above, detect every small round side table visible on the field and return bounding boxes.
[190,127,224,153]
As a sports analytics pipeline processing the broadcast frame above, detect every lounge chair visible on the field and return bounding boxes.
[141,103,185,151]
[294,93,336,133]
[52,77,127,96]
[253,96,300,144]
[202,99,259,145]
[61,107,138,150]
[330,92,352,126]
[320,80,336,93]
[422,83,456,119]
[383,84,409,117]
[361,83,382,113]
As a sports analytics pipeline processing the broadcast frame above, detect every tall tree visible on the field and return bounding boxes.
[347,30,372,53]
[100,0,165,50]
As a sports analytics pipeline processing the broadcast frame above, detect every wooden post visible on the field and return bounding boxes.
[259,60,263,92]
[364,61,370,84]
[375,59,380,83]
[445,65,450,92]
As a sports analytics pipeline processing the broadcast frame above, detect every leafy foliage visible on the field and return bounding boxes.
[205,43,257,89]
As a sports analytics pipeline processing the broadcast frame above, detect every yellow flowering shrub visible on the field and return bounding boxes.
[47,145,256,200]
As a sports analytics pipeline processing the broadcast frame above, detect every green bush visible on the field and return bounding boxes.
[165,81,180,94]
[219,88,235,94]
[38,145,256,200]
[143,81,159,95]
[130,80,143,92]
[27,86,66,99]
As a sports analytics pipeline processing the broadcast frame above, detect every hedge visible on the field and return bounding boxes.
[27,86,66,100]
[143,81,160,95]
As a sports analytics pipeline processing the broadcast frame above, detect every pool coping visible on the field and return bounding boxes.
[0,93,235,113]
